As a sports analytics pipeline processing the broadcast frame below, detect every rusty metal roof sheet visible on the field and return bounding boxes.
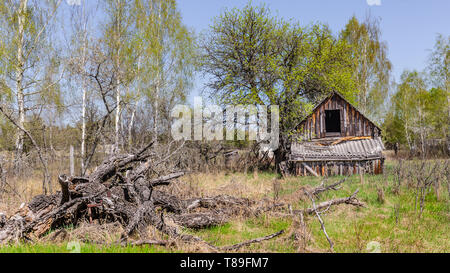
[290,137,384,161]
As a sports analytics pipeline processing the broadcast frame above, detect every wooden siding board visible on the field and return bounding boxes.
[315,111,319,138]
[346,103,350,136]
[296,92,382,139]
[363,119,367,136]
[357,112,361,136]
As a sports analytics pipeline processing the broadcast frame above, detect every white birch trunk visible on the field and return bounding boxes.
[128,107,136,148]
[81,78,87,174]
[14,0,28,172]
[80,0,87,175]
[115,77,121,153]
[114,0,121,153]
[129,57,140,148]
[153,1,162,147]
[153,75,159,146]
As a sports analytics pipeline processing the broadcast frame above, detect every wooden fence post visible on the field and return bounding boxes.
[70,145,74,177]
[359,165,364,185]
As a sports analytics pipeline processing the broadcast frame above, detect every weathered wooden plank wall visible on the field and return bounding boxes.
[291,159,384,176]
[298,93,381,140]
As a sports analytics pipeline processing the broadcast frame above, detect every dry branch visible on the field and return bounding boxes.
[305,191,333,252]
[295,189,365,216]
[220,230,284,251]
[0,140,368,253]
[149,172,185,187]
[302,163,319,177]
[130,239,169,247]
[311,177,347,197]
[173,213,227,229]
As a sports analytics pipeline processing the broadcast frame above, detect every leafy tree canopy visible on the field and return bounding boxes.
[201,3,357,139]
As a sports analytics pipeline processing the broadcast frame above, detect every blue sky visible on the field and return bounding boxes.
[177,0,450,99]
[62,1,449,101]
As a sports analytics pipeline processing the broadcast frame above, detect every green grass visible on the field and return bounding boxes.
[276,164,450,253]
[188,216,294,252]
[0,242,172,253]
[1,159,449,253]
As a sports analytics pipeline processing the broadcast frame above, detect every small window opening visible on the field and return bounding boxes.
[325,110,341,133]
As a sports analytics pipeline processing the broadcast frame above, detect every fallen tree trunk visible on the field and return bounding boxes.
[294,189,365,216]
[184,195,254,216]
[0,143,166,244]
[0,141,366,252]
[0,142,285,252]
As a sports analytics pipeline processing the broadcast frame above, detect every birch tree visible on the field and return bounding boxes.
[428,34,449,148]
[340,14,392,122]
[390,71,429,155]
[103,0,133,153]
[0,0,62,192]
[131,0,195,146]
[67,0,94,175]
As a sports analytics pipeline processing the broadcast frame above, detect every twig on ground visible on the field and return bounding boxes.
[305,190,334,252]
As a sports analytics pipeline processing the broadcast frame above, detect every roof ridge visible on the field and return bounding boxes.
[296,91,381,131]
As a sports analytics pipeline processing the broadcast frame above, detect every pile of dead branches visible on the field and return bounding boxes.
[0,142,284,250]
[0,142,368,251]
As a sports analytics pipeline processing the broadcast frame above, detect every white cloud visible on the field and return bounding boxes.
[366,0,381,6]
[66,0,81,6]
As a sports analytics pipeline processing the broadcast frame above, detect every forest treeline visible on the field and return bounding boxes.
[0,1,448,181]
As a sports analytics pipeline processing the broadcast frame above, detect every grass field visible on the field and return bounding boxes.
[0,159,449,253]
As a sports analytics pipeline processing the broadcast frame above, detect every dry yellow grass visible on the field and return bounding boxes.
[1,159,449,253]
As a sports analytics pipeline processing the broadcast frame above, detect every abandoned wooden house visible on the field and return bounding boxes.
[289,91,385,176]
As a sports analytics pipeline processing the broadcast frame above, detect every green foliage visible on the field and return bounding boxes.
[0,117,15,150]
[384,70,448,151]
[201,2,356,139]
[384,34,449,153]
[0,1,60,88]
[102,0,135,84]
[427,34,449,144]
[2,161,448,253]
[382,110,404,146]
[428,34,449,92]
[340,15,392,123]
[98,0,196,146]
[130,0,196,108]
[426,88,448,139]
[0,0,63,155]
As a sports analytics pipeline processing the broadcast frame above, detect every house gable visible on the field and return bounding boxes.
[296,92,381,140]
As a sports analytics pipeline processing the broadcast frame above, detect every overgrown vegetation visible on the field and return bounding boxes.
[0,1,448,254]
[1,159,448,253]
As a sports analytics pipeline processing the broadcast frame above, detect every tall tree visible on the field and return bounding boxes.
[340,14,392,122]
[427,34,449,147]
[103,0,133,153]
[0,0,62,192]
[131,0,195,146]
[388,71,431,155]
[67,0,94,175]
[201,3,356,169]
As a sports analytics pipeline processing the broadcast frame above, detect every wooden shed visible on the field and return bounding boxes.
[289,91,385,176]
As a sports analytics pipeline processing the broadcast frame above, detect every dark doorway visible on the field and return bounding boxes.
[325,110,341,133]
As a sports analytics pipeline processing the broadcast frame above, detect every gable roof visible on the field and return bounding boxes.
[290,137,384,161]
[297,91,381,131]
